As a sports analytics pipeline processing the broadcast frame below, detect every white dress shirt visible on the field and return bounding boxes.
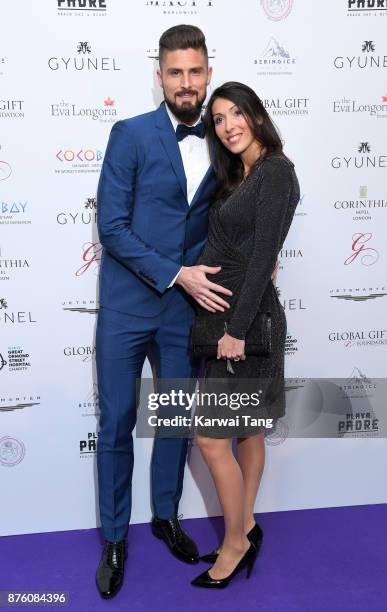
[165,104,211,287]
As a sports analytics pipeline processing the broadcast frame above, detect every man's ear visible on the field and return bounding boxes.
[207,65,213,85]
[156,67,163,87]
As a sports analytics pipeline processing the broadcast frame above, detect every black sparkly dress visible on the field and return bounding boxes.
[194,154,300,438]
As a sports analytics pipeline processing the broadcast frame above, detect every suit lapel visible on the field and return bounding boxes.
[155,103,187,201]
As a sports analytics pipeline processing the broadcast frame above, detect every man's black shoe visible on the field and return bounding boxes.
[151,517,199,564]
[96,540,127,599]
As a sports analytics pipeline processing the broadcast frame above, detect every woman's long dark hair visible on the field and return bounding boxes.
[204,81,283,197]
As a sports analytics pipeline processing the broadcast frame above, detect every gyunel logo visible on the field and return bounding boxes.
[331,142,387,169]
[334,41,387,69]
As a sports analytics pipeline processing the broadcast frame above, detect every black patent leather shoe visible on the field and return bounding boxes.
[199,522,263,563]
[151,517,199,564]
[96,540,127,599]
[191,543,257,588]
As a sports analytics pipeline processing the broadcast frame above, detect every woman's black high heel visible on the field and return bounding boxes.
[191,543,257,589]
[199,522,263,564]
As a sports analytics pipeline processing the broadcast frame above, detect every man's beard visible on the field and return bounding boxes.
[164,90,205,124]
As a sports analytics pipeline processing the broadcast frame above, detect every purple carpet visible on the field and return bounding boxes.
[1,505,387,611]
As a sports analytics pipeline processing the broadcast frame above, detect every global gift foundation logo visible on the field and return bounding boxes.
[328,329,387,348]
[0,100,24,119]
[264,96,309,117]
[260,0,293,21]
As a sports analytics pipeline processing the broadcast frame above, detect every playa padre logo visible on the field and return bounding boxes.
[0,436,26,467]
[331,142,387,169]
[347,0,387,17]
[48,41,120,72]
[144,0,214,15]
[80,431,98,458]
[255,37,296,76]
[337,368,381,438]
[329,285,387,302]
[260,0,293,21]
[333,94,387,119]
[57,0,108,16]
[57,196,97,226]
[333,40,387,70]
[51,98,117,123]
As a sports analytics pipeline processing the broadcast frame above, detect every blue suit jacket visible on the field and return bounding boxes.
[97,102,216,316]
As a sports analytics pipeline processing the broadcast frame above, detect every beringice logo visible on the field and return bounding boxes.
[0,437,26,467]
[260,0,293,21]
[255,37,296,76]
[344,232,379,266]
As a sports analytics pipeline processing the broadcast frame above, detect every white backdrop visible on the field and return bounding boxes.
[1,0,387,536]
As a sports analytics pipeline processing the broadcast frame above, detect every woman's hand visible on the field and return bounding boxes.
[217,333,246,361]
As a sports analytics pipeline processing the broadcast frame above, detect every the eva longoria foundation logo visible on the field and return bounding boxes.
[51,98,117,123]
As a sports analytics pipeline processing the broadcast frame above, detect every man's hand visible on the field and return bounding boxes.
[217,333,246,360]
[176,265,233,312]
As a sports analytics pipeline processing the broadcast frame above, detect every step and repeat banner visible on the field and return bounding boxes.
[1,0,387,536]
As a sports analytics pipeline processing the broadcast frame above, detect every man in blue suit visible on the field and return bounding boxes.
[95,25,233,598]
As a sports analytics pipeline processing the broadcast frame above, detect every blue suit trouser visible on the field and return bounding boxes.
[96,290,197,542]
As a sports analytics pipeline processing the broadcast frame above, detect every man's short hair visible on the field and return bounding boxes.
[159,24,208,67]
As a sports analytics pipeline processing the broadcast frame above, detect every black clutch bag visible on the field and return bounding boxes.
[191,312,271,358]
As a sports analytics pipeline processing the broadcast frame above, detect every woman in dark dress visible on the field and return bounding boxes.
[191,82,300,588]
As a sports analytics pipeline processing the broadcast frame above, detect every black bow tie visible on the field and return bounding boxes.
[176,121,205,142]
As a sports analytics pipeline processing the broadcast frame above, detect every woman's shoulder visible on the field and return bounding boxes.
[263,152,294,170]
